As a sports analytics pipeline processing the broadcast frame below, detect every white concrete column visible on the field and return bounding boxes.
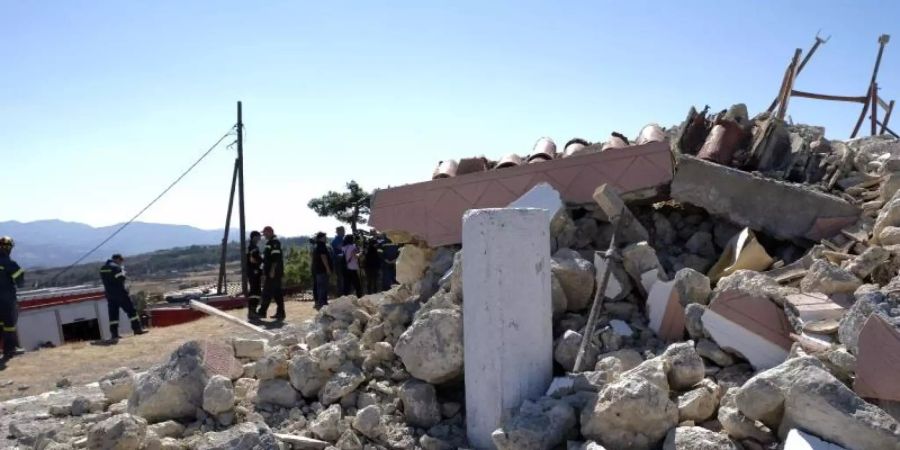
[463,208,553,449]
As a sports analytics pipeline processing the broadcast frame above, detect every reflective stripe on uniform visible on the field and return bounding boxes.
[11,269,24,279]
[248,295,261,300]
[130,316,140,322]
[109,320,119,325]
[100,269,112,273]
[270,250,281,254]
[2,326,15,332]
[115,273,125,278]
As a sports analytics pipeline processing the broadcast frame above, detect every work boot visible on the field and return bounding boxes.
[133,328,148,336]
[2,348,25,360]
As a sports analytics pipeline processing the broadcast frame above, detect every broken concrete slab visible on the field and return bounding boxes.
[854,314,900,402]
[508,182,567,236]
[702,290,793,370]
[463,208,553,449]
[647,279,686,342]
[672,155,860,242]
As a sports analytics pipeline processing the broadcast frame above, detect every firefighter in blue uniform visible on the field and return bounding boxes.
[0,236,25,360]
[99,254,147,341]
[257,226,285,320]
[247,231,263,321]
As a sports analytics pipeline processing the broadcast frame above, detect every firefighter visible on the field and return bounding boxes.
[257,226,285,320]
[0,236,25,360]
[247,230,263,321]
[99,254,147,341]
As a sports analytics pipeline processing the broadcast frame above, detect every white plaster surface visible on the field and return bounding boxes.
[463,208,553,449]
[784,429,848,450]
[646,279,675,337]
[701,309,789,370]
[594,253,624,299]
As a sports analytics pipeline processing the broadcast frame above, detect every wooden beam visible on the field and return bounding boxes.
[189,299,275,338]
[872,83,879,136]
[777,49,803,120]
[882,100,895,135]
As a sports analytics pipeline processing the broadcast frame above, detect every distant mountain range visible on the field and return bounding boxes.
[0,220,237,269]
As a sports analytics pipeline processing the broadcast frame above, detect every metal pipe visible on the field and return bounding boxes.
[881,100,895,135]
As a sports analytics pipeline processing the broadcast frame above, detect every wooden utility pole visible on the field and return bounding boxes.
[216,160,239,293]
[237,101,248,297]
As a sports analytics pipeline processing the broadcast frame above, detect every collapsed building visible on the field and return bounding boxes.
[3,32,900,449]
[2,101,899,450]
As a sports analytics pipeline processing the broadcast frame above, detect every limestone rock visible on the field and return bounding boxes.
[254,351,289,380]
[551,249,595,311]
[232,338,267,360]
[320,364,366,405]
[880,226,900,245]
[396,245,432,285]
[87,413,147,450]
[191,422,278,450]
[352,405,382,440]
[551,272,569,317]
[148,421,185,439]
[800,260,863,295]
[310,404,343,442]
[581,359,679,450]
[662,426,741,450]
[735,356,900,449]
[399,379,442,428]
[594,252,633,302]
[593,349,644,383]
[394,309,463,384]
[673,268,711,306]
[677,379,720,422]
[555,330,598,372]
[684,303,708,339]
[99,367,136,404]
[233,377,258,401]
[128,340,242,423]
[255,379,300,408]
[696,339,735,367]
[685,232,716,258]
[622,242,664,291]
[846,246,890,279]
[717,388,776,443]
[289,353,332,398]
[874,189,900,244]
[202,375,234,415]
[492,397,576,450]
[715,270,795,305]
[335,430,363,450]
[661,341,705,391]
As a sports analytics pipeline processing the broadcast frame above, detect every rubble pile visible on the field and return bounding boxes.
[4,108,900,450]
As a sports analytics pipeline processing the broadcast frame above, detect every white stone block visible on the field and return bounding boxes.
[463,208,553,449]
[507,183,565,233]
[233,338,267,359]
[784,429,848,450]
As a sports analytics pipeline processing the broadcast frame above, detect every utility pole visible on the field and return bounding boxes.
[216,159,239,294]
[237,101,248,297]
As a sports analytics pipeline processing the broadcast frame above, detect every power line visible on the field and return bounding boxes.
[48,127,236,283]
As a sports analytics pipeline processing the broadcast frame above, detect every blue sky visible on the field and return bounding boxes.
[3,1,898,236]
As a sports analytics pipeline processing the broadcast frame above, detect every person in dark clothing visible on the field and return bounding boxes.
[379,237,399,291]
[342,234,363,297]
[247,231,263,321]
[258,226,285,320]
[99,254,147,341]
[364,235,381,294]
[0,236,25,359]
[311,232,332,309]
[331,226,346,297]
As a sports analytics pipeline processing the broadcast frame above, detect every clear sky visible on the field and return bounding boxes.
[3,1,898,237]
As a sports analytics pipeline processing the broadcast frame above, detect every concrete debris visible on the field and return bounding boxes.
[8,112,900,450]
